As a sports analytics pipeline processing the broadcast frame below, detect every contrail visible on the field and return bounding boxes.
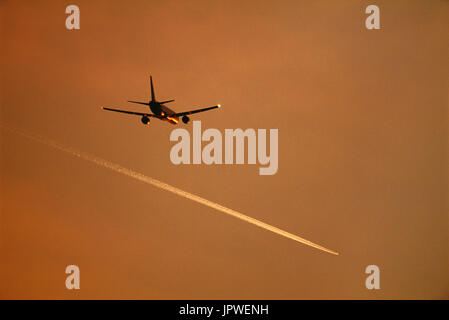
[2,125,339,255]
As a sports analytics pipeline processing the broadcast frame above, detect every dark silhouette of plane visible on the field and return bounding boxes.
[103,76,220,125]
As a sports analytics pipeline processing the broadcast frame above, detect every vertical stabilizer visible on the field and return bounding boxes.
[150,76,155,102]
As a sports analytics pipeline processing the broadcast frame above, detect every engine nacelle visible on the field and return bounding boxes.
[141,116,150,125]
[182,115,190,124]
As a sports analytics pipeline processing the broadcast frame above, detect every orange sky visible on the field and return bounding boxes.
[1,0,448,299]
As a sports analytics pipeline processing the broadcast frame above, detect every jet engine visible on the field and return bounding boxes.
[141,116,150,125]
[182,115,190,124]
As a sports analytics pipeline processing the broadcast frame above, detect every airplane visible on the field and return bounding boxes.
[102,76,220,125]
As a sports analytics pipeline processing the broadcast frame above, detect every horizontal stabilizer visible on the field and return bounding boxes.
[127,100,149,106]
[159,99,175,104]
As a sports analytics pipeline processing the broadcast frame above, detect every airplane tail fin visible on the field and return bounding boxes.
[150,76,155,102]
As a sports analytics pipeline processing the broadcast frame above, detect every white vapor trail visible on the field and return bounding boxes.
[2,125,339,255]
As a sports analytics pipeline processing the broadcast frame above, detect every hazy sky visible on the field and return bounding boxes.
[1,0,448,299]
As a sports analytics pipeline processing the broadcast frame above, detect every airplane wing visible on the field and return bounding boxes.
[171,105,220,117]
[102,107,162,118]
